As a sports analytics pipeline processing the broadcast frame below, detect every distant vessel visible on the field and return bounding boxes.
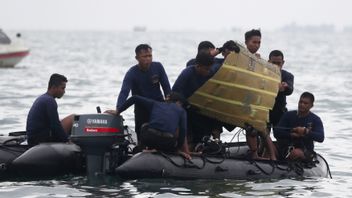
[133,26,147,32]
[0,29,29,68]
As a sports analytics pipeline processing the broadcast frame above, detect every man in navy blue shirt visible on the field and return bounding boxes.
[186,41,223,67]
[26,73,74,146]
[268,50,294,129]
[274,92,324,160]
[173,51,222,146]
[105,44,171,144]
[116,93,191,159]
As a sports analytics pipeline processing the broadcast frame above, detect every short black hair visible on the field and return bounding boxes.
[222,40,240,52]
[245,29,261,42]
[269,50,284,60]
[301,92,315,103]
[48,73,67,89]
[135,44,152,55]
[197,41,215,51]
[195,50,214,66]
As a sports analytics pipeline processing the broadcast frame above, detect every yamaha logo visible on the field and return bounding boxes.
[86,119,108,125]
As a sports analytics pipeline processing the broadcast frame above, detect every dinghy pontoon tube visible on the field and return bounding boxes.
[116,140,331,180]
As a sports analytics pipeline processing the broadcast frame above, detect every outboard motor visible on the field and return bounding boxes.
[70,113,128,176]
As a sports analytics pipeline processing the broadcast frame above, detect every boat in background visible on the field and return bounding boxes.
[0,29,30,68]
[133,26,147,32]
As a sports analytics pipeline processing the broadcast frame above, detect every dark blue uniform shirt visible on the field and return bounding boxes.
[172,64,221,99]
[116,62,171,109]
[274,110,324,151]
[274,69,294,111]
[269,69,294,126]
[26,93,68,145]
[118,95,187,146]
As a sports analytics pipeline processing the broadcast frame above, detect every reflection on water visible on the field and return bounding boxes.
[1,30,352,197]
[0,176,339,197]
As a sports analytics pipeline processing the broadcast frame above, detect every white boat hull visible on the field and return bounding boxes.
[0,50,29,67]
[0,29,30,68]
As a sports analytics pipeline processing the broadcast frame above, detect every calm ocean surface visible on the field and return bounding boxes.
[0,30,351,197]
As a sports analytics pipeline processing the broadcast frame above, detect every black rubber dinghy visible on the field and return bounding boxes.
[116,148,331,180]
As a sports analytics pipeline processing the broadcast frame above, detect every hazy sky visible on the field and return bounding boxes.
[1,0,351,31]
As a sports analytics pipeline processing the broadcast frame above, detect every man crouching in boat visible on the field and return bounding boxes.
[111,92,191,160]
[274,92,324,161]
[26,73,74,146]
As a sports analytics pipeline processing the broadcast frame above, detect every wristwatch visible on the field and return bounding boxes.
[304,127,308,135]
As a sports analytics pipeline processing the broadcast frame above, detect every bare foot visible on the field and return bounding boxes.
[190,151,202,156]
[270,155,277,161]
[178,151,192,160]
[249,151,269,160]
[253,156,270,160]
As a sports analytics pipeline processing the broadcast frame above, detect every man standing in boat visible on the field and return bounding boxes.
[244,29,261,58]
[105,44,171,147]
[242,29,277,160]
[26,73,74,146]
[173,50,222,147]
[274,92,324,160]
[115,93,191,160]
[268,50,294,130]
[186,41,223,67]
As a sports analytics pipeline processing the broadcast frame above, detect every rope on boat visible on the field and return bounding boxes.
[123,126,137,153]
[316,153,332,179]
[203,154,226,164]
[291,162,304,176]
[275,161,293,172]
[158,150,227,169]
[0,145,25,154]
[273,161,304,176]
[249,159,276,175]
[158,151,206,169]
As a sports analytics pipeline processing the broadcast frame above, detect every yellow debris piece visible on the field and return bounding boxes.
[188,43,281,133]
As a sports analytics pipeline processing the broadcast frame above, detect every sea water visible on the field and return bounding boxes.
[0,30,351,197]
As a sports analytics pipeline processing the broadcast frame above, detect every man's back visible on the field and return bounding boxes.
[26,93,67,145]
[118,95,187,147]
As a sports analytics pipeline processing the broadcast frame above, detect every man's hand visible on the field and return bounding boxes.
[291,127,306,137]
[279,82,289,92]
[104,109,118,115]
[210,48,221,57]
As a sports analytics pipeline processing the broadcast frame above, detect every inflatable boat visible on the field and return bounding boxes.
[0,132,85,179]
[0,117,331,181]
[116,143,331,180]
